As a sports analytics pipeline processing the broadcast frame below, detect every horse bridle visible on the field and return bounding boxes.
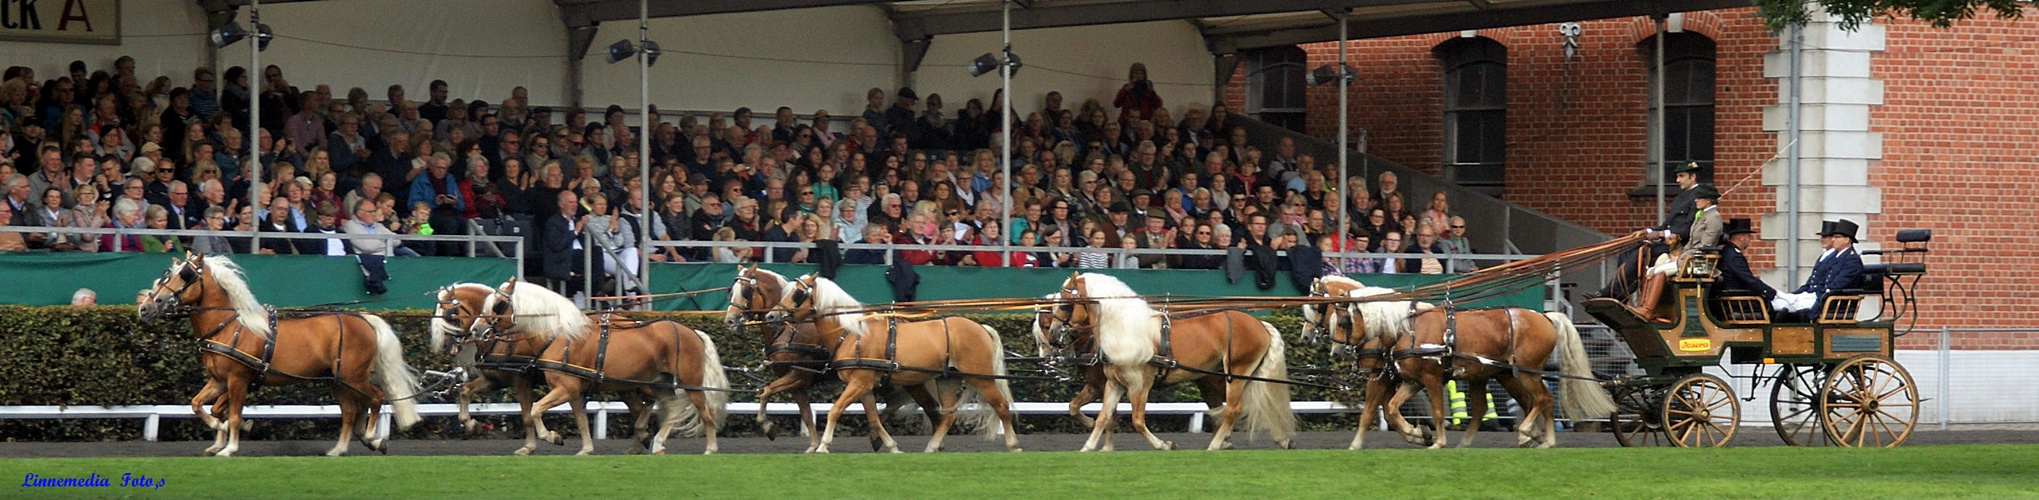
[1044,287,1094,351]
[434,287,479,344]
[145,259,207,318]
[469,287,518,342]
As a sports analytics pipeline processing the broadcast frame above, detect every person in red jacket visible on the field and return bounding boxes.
[1114,63,1164,124]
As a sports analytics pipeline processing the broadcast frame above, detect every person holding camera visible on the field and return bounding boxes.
[1114,63,1164,125]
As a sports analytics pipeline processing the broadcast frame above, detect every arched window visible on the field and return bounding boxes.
[1641,32,1716,186]
[1245,46,1308,133]
[1436,37,1506,194]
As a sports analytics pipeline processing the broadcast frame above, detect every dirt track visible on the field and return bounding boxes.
[6,429,2037,457]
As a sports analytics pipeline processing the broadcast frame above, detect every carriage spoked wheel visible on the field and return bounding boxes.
[1661,374,1739,447]
[1769,364,1831,446]
[1611,384,1668,447]
[1819,355,1919,447]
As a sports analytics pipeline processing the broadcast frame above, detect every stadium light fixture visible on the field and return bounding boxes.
[1306,64,1354,87]
[606,39,661,67]
[967,50,1021,78]
[209,21,273,51]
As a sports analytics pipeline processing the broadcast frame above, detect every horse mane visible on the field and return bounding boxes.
[203,256,272,337]
[1349,286,1433,341]
[1078,273,1160,367]
[502,282,589,341]
[808,277,867,336]
[1318,275,1364,290]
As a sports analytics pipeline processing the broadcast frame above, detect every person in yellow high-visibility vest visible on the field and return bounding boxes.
[1446,381,1497,429]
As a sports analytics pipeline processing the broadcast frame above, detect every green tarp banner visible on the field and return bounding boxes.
[0,254,1540,312]
[646,263,1540,312]
[0,253,516,309]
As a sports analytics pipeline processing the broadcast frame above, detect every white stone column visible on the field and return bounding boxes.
[1761,9,1884,286]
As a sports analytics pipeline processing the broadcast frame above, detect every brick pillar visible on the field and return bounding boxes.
[1760,10,1883,286]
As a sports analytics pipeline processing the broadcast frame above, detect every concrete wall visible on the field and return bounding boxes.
[252,0,572,107]
[0,0,211,83]
[913,20,1217,122]
[577,6,901,116]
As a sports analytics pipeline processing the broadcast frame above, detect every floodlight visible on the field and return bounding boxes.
[1307,64,1354,86]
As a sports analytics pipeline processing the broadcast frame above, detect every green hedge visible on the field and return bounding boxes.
[0,305,1356,442]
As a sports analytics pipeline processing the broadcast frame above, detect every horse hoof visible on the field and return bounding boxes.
[547,433,565,446]
[652,449,666,455]
[1008,447,1023,453]
[702,448,718,455]
[216,451,234,458]
[761,421,778,441]
[203,446,222,456]
[1167,441,1180,451]
[1279,440,1294,450]
[624,446,643,455]
[869,437,883,452]
[326,448,346,457]
[241,420,254,432]
[575,450,593,456]
[464,420,479,434]
[813,447,830,454]
[513,447,533,456]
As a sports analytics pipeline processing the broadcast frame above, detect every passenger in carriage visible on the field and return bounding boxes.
[1712,218,1775,303]
[1594,161,1707,302]
[1773,219,1863,321]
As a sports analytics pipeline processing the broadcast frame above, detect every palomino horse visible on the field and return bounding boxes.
[432,283,592,450]
[475,278,730,455]
[1048,272,1296,451]
[1338,291,1617,449]
[1303,277,1433,450]
[722,266,947,452]
[1031,293,1234,430]
[767,274,1020,453]
[138,252,421,457]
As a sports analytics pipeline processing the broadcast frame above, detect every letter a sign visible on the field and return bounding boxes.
[0,0,120,45]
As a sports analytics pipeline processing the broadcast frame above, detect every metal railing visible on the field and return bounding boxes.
[0,400,1360,442]
[21,226,526,279]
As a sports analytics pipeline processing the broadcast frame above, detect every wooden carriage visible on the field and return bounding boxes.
[1581,229,1932,448]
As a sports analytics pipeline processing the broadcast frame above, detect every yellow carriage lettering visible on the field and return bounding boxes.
[1678,339,1711,352]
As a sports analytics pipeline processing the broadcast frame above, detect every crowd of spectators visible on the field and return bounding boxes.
[0,57,1483,284]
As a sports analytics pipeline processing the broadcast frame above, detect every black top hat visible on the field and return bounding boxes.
[1693,185,1720,200]
[1723,218,1755,236]
[1819,219,1859,241]
[1672,161,1703,174]
[897,87,918,100]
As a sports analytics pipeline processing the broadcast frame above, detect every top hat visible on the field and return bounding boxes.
[1819,219,1859,241]
[897,87,918,100]
[1723,218,1755,236]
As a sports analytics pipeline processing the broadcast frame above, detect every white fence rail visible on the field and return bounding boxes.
[0,401,1355,442]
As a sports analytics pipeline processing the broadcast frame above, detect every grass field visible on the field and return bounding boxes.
[5,445,2037,498]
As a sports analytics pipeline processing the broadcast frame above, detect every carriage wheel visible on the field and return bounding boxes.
[1820,356,1919,448]
[1769,364,1830,446]
[1611,385,1668,447]
[1662,374,1739,448]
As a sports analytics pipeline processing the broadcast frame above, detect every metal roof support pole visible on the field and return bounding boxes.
[636,0,653,309]
[1000,0,1014,260]
[248,0,264,253]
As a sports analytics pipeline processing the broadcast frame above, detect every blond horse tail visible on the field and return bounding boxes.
[1241,320,1297,444]
[951,324,1012,440]
[693,328,731,431]
[1548,312,1617,420]
[366,314,422,430]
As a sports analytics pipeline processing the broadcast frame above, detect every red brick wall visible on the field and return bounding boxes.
[1874,15,2039,347]
[1224,8,2039,348]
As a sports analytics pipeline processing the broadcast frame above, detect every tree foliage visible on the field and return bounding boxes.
[1756,0,2030,32]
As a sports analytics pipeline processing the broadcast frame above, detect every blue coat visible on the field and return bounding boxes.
[408,172,463,213]
[1793,246,1862,302]
[1715,242,1776,300]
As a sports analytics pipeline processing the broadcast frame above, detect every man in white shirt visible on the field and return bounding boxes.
[343,199,418,256]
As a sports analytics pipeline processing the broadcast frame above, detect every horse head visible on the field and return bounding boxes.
[764,273,819,325]
[471,276,521,341]
[1042,273,1096,354]
[725,264,783,333]
[1302,277,1362,345]
[139,250,209,321]
[431,284,490,353]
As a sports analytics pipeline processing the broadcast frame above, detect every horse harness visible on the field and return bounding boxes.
[526,314,746,393]
[196,308,380,397]
[829,316,1058,384]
